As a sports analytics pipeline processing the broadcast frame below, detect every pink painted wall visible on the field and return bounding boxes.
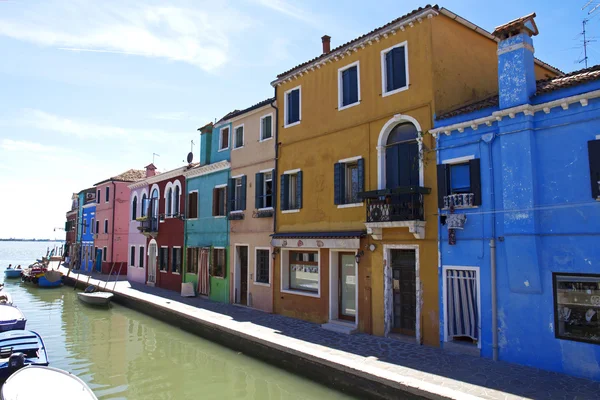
[127,185,148,284]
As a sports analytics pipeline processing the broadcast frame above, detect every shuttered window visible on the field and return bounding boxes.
[172,248,181,273]
[130,246,136,267]
[285,87,301,126]
[219,127,229,150]
[234,126,244,149]
[589,140,600,199]
[187,248,198,274]
[91,218,94,234]
[437,159,482,208]
[334,158,364,205]
[139,246,144,269]
[339,63,359,108]
[187,191,198,219]
[229,177,246,212]
[95,220,99,234]
[255,171,274,209]
[159,247,168,271]
[212,187,226,216]
[383,44,408,94]
[280,171,302,211]
[260,115,273,140]
[174,185,180,215]
[167,188,173,216]
[102,247,107,262]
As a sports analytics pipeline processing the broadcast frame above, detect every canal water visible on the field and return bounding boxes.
[0,241,354,399]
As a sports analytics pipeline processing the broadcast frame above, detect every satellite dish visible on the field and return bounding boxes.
[187,152,193,163]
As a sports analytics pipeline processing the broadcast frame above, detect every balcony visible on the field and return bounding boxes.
[358,186,430,239]
[136,216,159,237]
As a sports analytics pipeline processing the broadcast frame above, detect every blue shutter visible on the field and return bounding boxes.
[241,175,247,210]
[342,69,350,106]
[357,158,365,195]
[280,174,289,211]
[289,89,300,123]
[334,163,343,205]
[296,171,303,209]
[348,66,358,105]
[271,171,277,209]
[385,51,394,92]
[255,172,264,209]
[386,145,400,189]
[392,47,406,90]
[227,179,234,213]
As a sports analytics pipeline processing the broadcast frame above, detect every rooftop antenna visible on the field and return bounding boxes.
[581,1,600,68]
[153,152,160,164]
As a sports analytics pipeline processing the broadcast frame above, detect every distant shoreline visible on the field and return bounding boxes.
[0,239,65,242]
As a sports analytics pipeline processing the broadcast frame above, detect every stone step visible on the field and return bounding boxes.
[321,321,357,335]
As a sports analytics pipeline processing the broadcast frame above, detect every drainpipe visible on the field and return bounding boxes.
[270,89,279,235]
[482,133,498,361]
[110,181,116,270]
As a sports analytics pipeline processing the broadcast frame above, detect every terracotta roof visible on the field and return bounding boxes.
[492,13,538,39]
[437,64,600,120]
[224,98,275,120]
[95,169,146,186]
[215,110,240,125]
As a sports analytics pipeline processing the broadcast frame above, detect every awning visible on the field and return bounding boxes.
[270,231,365,249]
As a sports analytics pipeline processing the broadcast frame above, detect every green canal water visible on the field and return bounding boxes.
[0,241,354,399]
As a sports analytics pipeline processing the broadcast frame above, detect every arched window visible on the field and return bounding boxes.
[174,185,180,215]
[167,188,173,216]
[385,122,419,189]
[386,122,418,146]
[132,196,138,220]
[141,194,147,217]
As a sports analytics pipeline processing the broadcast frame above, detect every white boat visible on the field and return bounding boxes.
[1,365,97,400]
[77,291,113,307]
[0,291,12,306]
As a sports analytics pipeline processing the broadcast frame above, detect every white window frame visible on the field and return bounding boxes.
[218,126,230,152]
[259,113,274,142]
[212,246,226,279]
[254,247,271,287]
[104,219,108,234]
[232,176,244,212]
[102,246,107,262]
[381,41,409,97]
[282,168,301,213]
[187,190,199,220]
[159,245,169,273]
[442,265,482,349]
[233,123,244,150]
[213,183,227,218]
[337,155,364,209]
[259,169,274,211]
[280,248,320,298]
[172,180,182,216]
[164,182,174,217]
[284,85,301,128]
[172,246,182,275]
[139,245,145,269]
[130,245,136,268]
[338,61,361,111]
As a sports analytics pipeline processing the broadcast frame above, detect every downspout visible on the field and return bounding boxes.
[436,133,443,347]
[110,181,116,269]
[270,87,279,312]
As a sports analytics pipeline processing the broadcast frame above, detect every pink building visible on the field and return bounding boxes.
[94,169,145,274]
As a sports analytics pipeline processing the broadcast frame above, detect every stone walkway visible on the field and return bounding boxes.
[60,266,600,400]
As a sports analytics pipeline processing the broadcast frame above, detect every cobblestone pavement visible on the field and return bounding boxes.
[65,268,600,400]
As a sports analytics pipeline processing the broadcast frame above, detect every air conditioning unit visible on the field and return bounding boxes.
[86,193,95,200]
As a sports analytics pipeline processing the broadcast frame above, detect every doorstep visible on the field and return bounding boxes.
[321,319,357,335]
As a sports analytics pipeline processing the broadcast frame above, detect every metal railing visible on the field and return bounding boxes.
[359,186,430,223]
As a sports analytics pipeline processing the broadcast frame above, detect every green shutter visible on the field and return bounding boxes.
[280,174,289,211]
[227,179,234,213]
[255,172,264,208]
[241,175,247,210]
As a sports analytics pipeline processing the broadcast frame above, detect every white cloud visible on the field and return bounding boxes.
[251,0,324,27]
[0,1,254,71]
[1,139,63,153]
[150,112,191,121]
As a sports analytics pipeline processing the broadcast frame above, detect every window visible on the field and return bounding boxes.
[188,191,198,219]
[255,249,270,284]
[334,158,364,205]
[172,248,181,273]
[159,247,168,272]
[260,114,273,141]
[94,247,98,261]
[211,248,226,278]
[234,125,244,149]
[445,268,479,343]
[167,187,173,216]
[212,187,227,216]
[553,273,600,344]
[174,185,180,215]
[105,186,110,203]
[102,247,107,262]
[284,87,301,127]
[97,190,100,202]
[104,219,108,233]
[289,251,318,293]
[130,246,135,267]
[91,218,94,234]
[141,194,147,217]
[132,196,138,220]
[187,248,198,274]
[219,127,229,151]
[382,42,408,96]
[83,220,87,234]
[95,220,99,235]
[437,159,481,208]
[589,139,600,199]
[255,171,273,209]
[139,246,144,269]
[229,177,246,212]
[280,171,302,211]
[338,62,360,109]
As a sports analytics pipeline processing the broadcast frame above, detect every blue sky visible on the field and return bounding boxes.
[0,0,595,239]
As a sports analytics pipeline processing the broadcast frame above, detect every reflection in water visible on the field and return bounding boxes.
[1,242,353,400]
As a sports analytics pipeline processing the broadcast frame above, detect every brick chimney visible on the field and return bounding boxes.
[321,35,331,54]
[145,163,157,178]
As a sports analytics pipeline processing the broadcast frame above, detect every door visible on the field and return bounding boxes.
[391,249,416,335]
[237,246,248,305]
[148,240,157,284]
[339,253,356,322]
[95,249,102,272]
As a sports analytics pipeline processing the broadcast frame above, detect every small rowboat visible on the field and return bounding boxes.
[0,330,48,382]
[3,270,21,280]
[0,306,26,333]
[1,366,98,400]
[77,291,113,307]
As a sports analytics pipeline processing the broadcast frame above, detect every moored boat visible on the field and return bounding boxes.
[0,330,48,382]
[21,264,63,288]
[0,291,12,306]
[1,366,97,400]
[77,289,113,307]
[3,270,21,280]
[0,306,26,332]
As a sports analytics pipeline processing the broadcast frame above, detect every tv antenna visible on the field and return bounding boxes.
[581,1,600,67]
[153,153,160,164]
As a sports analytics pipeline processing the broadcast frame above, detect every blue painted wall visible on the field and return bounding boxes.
[435,75,600,379]
[80,204,96,272]
[210,122,232,164]
[77,192,85,243]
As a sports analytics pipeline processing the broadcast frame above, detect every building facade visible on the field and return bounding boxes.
[227,99,276,312]
[431,14,600,380]
[184,122,231,303]
[270,5,558,343]
[65,192,78,265]
[127,164,154,284]
[94,169,145,274]
[80,201,96,272]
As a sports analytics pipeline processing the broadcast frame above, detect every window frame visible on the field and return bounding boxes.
[187,190,199,220]
[338,61,361,111]
[102,246,107,262]
[211,247,226,278]
[281,168,301,213]
[131,195,138,220]
[159,246,169,272]
[218,126,230,152]
[381,41,409,97]
[187,247,199,274]
[90,218,94,234]
[259,113,273,142]
[105,186,110,203]
[130,245,136,267]
[139,246,145,269]
[261,170,274,210]
[280,249,320,298]
[213,185,227,217]
[104,219,108,234]
[232,176,244,212]
[284,86,301,128]
[172,246,182,274]
[254,247,271,286]
[233,124,244,150]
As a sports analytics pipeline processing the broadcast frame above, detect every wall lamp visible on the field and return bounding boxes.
[272,247,280,259]
[355,250,365,264]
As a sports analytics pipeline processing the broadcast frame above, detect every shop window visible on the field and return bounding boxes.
[211,248,226,278]
[554,273,600,344]
[255,249,270,284]
[289,251,318,293]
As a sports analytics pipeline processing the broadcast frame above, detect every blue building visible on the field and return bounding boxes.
[431,14,600,380]
[183,119,232,303]
[80,193,96,272]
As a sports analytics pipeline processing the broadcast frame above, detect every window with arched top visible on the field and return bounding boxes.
[141,194,147,217]
[174,185,180,215]
[167,188,173,216]
[132,196,138,221]
[387,122,418,146]
[385,122,419,189]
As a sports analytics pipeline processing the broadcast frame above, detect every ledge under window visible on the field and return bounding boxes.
[281,289,320,298]
[337,202,364,209]
[282,209,300,214]
[284,121,301,129]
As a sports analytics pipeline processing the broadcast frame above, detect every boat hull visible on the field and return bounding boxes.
[0,330,48,382]
[37,276,63,288]
[0,306,26,333]
[1,366,97,400]
[77,292,113,307]
[3,271,21,279]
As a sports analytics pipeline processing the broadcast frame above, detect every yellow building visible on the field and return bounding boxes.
[270,5,558,345]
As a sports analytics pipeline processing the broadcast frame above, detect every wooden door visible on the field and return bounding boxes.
[239,246,248,305]
[391,249,416,335]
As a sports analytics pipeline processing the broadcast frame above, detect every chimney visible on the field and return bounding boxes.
[492,13,539,109]
[321,35,331,54]
[198,123,214,166]
[145,163,157,178]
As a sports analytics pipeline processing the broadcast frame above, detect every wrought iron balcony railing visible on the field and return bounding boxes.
[137,216,159,234]
[358,186,430,223]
